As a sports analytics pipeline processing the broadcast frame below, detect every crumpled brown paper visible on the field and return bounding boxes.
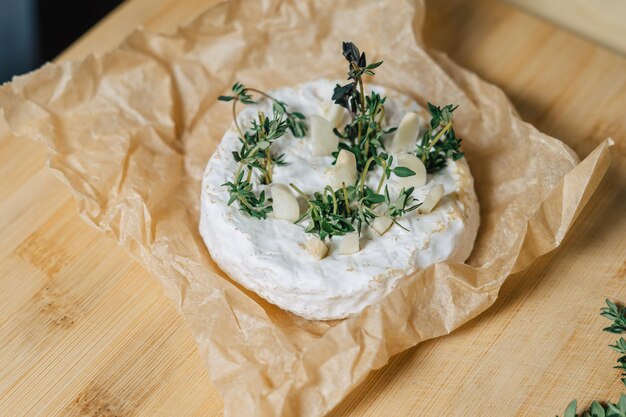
[0,0,613,415]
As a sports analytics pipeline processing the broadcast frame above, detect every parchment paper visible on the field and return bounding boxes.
[0,0,613,416]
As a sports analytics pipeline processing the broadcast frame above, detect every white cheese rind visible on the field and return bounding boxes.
[199,79,480,320]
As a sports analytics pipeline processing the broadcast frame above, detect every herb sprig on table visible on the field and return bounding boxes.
[560,396,626,417]
[603,300,626,385]
[557,300,626,417]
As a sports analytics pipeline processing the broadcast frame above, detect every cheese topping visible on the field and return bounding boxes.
[200,79,479,320]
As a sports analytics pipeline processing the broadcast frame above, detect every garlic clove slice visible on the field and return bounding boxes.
[330,149,357,188]
[389,112,421,153]
[371,216,393,235]
[271,184,300,222]
[305,236,329,259]
[396,153,427,188]
[419,184,445,214]
[323,103,346,128]
[336,149,356,166]
[338,232,360,255]
[310,115,339,156]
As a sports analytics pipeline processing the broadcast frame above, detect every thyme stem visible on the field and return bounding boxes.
[324,186,338,214]
[359,156,376,195]
[246,88,279,103]
[377,104,385,125]
[232,99,244,138]
[376,161,388,194]
[246,87,298,118]
[422,121,452,162]
[358,157,388,196]
[341,183,351,215]
[265,148,273,183]
[350,61,367,146]
[289,183,308,199]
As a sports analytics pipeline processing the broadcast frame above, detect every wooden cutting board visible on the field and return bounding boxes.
[505,0,626,56]
[1,0,625,415]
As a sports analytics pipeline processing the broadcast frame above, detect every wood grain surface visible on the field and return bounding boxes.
[1,0,625,415]
[505,0,626,56]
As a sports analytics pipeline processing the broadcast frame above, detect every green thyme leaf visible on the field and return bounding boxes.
[563,399,577,417]
[392,167,416,177]
[558,395,626,417]
[602,299,626,334]
[602,299,626,386]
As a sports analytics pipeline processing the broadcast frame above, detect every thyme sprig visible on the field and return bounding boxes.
[218,82,255,138]
[416,103,464,173]
[559,395,626,417]
[602,300,626,334]
[288,42,427,240]
[290,181,420,240]
[233,111,288,185]
[222,171,272,220]
[332,42,382,115]
[558,300,626,417]
[611,338,626,386]
[602,300,626,385]
[290,183,355,240]
[331,43,394,172]
[219,82,307,138]
[384,186,420,230]
[219,82,307,218]
[349,185,385,234]
[359,152,416,195]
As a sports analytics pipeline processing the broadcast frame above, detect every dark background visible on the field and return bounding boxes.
[0,0,123,83]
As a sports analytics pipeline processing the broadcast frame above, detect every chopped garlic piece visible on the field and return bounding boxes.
[338,232,360,255]
[419,184,445,214]
[305,236,329,259]
[330,149,357,188]
[389,112,421,153]
[336,149,355,166]
[396,153,426,188]
[371,216,393,235]
[323,103,346,128]
[310,115,339,156]
[271,184,300,222]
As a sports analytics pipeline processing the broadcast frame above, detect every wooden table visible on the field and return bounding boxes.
[1,0,624,415]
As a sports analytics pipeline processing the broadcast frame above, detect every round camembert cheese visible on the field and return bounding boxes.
[200,80,479,320]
